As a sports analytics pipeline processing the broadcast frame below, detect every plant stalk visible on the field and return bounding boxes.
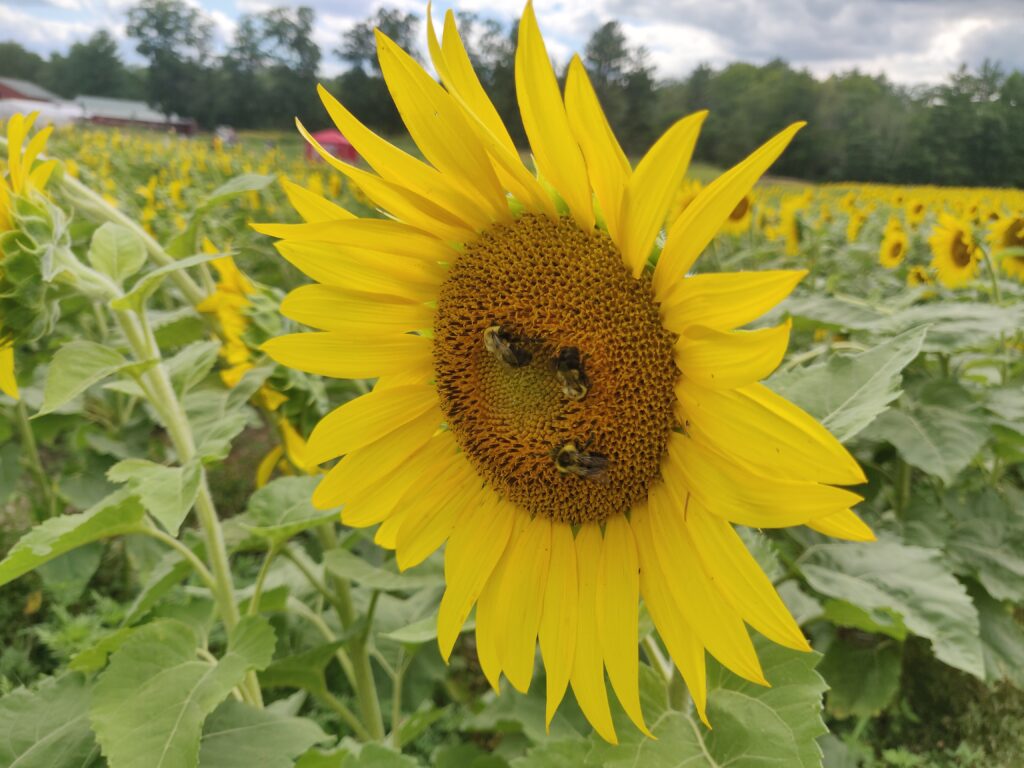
[15,400,58,521]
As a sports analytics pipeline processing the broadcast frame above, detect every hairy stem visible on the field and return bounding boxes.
[15,400,58,521]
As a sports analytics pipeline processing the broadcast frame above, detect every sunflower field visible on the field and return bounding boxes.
[1,9,1023,768]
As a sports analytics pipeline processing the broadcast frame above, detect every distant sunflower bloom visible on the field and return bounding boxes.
[0,112,57,400]
[721,192,753,234]
[988,214,1024,282]
[879,217,907,268]
[257,2,868,742]
[929,213,980,288]
[904,198,926,227]
[907,265,933,287]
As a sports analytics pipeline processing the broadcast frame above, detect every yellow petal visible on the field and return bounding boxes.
[253,219,456,263]
[261,332,432,380]
[647,484,767,685]
[654,123,805,302]
[687,500,810,652]
[495,513,551,692]
[0,344,19,400]
[437,494,514,660]
[632,504,709,725]
[296,118,477,243]
[677,381,866,485]
[564,56,629,240]
[666,434,863,528]
[345,432,459,527]
[312,406,441,509]
[620,111,707,276]
[676,320,792,389]
[432,9,517,154]
[281,285,435,334]
[806,509,876,541]
[569,523,617,744]
[255,445,283,489]
[516,2,595,230]
[280,178,354,223]
[316,84,493,230]
[597,515,650,736]
[395,462,481,570]
[275,241,443,302]
[661,270,807,332]
[306,384,438,464]
[539,523,578,729]
[376,31,508,224]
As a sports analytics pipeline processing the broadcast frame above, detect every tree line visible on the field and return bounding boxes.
[2,0,1022,187]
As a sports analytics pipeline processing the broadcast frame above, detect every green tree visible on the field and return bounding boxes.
[0,42,47,82]
[47,31,130,98]
[126,0,213,118]
[337,8,419,74]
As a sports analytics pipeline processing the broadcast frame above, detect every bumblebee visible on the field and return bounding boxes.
[483,325,533,367]
[552,440,609,480]
[553,346,589,400]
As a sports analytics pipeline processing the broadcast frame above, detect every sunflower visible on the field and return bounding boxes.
[988,214,1024,282]
[720,191,753,234]
[257,3,869,742]
[0,112,57,400]
[878,217,907,268]
[907,265,933,288]
[929,213,980,288]
[904,197,926,227]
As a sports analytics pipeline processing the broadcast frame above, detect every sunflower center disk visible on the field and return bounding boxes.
[433,214,679,525]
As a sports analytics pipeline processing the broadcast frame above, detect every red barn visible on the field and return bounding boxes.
[0,77,61,102]
[305,129,358,163]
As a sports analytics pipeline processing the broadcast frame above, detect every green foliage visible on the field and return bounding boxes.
[37,340,134,416]
[90,617,275,768]
[87,223,147,286]
[197,700,329,768]
[107,459,202,535]
[239,476,336,544]
[0,674,99,768]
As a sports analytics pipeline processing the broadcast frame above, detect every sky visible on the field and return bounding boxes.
[3,0,1023,85]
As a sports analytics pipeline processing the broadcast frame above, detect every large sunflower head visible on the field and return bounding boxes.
[257,2,868,742]
[928,213,980,288]
[988,214,1024,282]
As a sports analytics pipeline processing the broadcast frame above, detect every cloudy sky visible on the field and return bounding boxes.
[3,0,1023,84]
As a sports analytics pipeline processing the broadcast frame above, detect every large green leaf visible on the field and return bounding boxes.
[862,380,989,485]
[799,540,984,678]
[37,341,132,416]
[110,251,225,312]
[972,584,1024,688]
[166,342,221,396]
[817,634,902,719]
[945,489,1024,602]
[36,542,105,604]
[88,222,146,286]
[874,301,1024,352]
[584,639,828,768]
[122,547,195,626]
[323,549,443,592]
[107,459,201,536]
[0,491,145,588]
[197,700,328,768]
[91,617,275,768]
[767,325,927,442]
[0,674,100,768]
[240,476,337,544]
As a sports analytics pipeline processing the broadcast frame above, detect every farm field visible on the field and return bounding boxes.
[1,87,1023,768]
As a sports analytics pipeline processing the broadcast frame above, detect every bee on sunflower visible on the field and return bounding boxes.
[929,213,980,288]
[255,2,869,742]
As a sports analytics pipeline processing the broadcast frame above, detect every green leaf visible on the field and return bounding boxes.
[200,174,275,210]
[69,627,136,674]
[817,634,902,719]
[108,459,201,536]
[37,341,131,416]
[0,441,24,504]
[259,641,347,699]
[767,325,927,442]
[110,251,225,312]
[240,476,337,544]
[184,389,254,462]
[862,380,989,485]
[166,341,221,396]
[91,617,276,768]
[122,548,195,626]
[972,584,1024,688]
[875,301,1024,352]
[88,222,146,286]
[296,741,422,768]
[0,491,145,588]
[36,542,105,604]
[0,674,99,768]
[323,549,444,592]
[197,700,329,768]
[945,489,1024,602]
[381,616,440,645]
[584,639,827,768]
[799,540,984,678]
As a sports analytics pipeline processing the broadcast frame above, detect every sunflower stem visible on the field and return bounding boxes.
[15,399,58,521]
[247,543,280,617]
[979,244,1009,383]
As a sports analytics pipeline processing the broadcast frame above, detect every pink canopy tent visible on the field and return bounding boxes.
[304,128,359,163]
